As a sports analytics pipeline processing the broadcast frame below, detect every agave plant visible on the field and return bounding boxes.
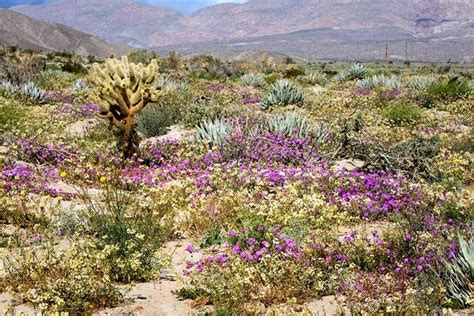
[157,74,188,91]
[261,79,306,110]
[196,119,232,145]
[405,76,438,90]
[348,63,368,80]
[444,235,473,307]
[0,80,18,94]
[356,75,401,89]
[260,112,331,141]
[334,72,347,83]
[241,73,266,88]
[303,72,328,86]
[20,81,46,102]
[262,112,312,138]
[72,79,87,91]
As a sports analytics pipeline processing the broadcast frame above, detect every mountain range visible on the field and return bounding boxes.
[6,0,474,61]
[0,9,126,57]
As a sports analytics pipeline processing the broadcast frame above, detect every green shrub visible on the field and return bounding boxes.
[264,73,281,85]
[261,79,306,110]
[382,101,422,126]
[136,101,181,138]
[1,241,123,313]
[76,183,173,283]
[284,66,305,78]
[424,78,471,106]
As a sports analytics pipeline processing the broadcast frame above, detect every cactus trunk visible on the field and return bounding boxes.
[120,115,140,158]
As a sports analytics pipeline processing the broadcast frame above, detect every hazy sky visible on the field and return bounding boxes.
[1,0,248,13]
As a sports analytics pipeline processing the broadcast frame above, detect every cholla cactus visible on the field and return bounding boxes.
[261,79,306,110]
[348,63,368,80]
[89,56,164,157]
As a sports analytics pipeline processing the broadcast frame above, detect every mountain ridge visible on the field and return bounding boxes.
[0,9,128,57]
[9,0,474,61]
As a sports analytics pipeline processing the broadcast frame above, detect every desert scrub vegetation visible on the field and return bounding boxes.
[0,49,473,314]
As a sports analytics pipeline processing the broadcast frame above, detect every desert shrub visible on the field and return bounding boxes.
[347,136,442,181]
[185,225,339,312]
[443,235,473,308]
[34,70,79,90]
[264,73,281,85]
[136,101,181,137]
[1,241,123,313]
[261,79,306,110]
[73,183,173,283]
[0,51,45,85]
[422,78,471,107]
[181,92,242,127]
[240,73,266,88]
[284,66,306,78]
[382,101,422,126]
[61,56,87,74]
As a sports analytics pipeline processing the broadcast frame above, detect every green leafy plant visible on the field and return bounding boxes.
[261,79,306,110]
[76,183,173,283]
[382,101,423,126]
[136,101,180,137]
[1,241,123,313]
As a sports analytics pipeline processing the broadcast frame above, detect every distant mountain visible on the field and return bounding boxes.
[11,0,474,61]
[0,9,127,57]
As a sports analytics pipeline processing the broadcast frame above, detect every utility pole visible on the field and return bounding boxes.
[405,41,409,64]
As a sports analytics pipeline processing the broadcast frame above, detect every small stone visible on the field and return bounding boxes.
[65,119,102,137]
[333,159,365,171]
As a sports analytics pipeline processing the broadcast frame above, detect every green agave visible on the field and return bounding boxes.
[261,79,306,110]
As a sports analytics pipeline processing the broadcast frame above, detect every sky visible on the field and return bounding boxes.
[0,0,247,13]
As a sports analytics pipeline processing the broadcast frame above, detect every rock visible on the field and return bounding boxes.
[308,296,346,315]
[0,146,8,156]
[141,126,195,148]
[333,159,365,172]
[65,119,102,137]
[312,85,327,94]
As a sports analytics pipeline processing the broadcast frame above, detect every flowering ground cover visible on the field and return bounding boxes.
[0,51,472,314]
